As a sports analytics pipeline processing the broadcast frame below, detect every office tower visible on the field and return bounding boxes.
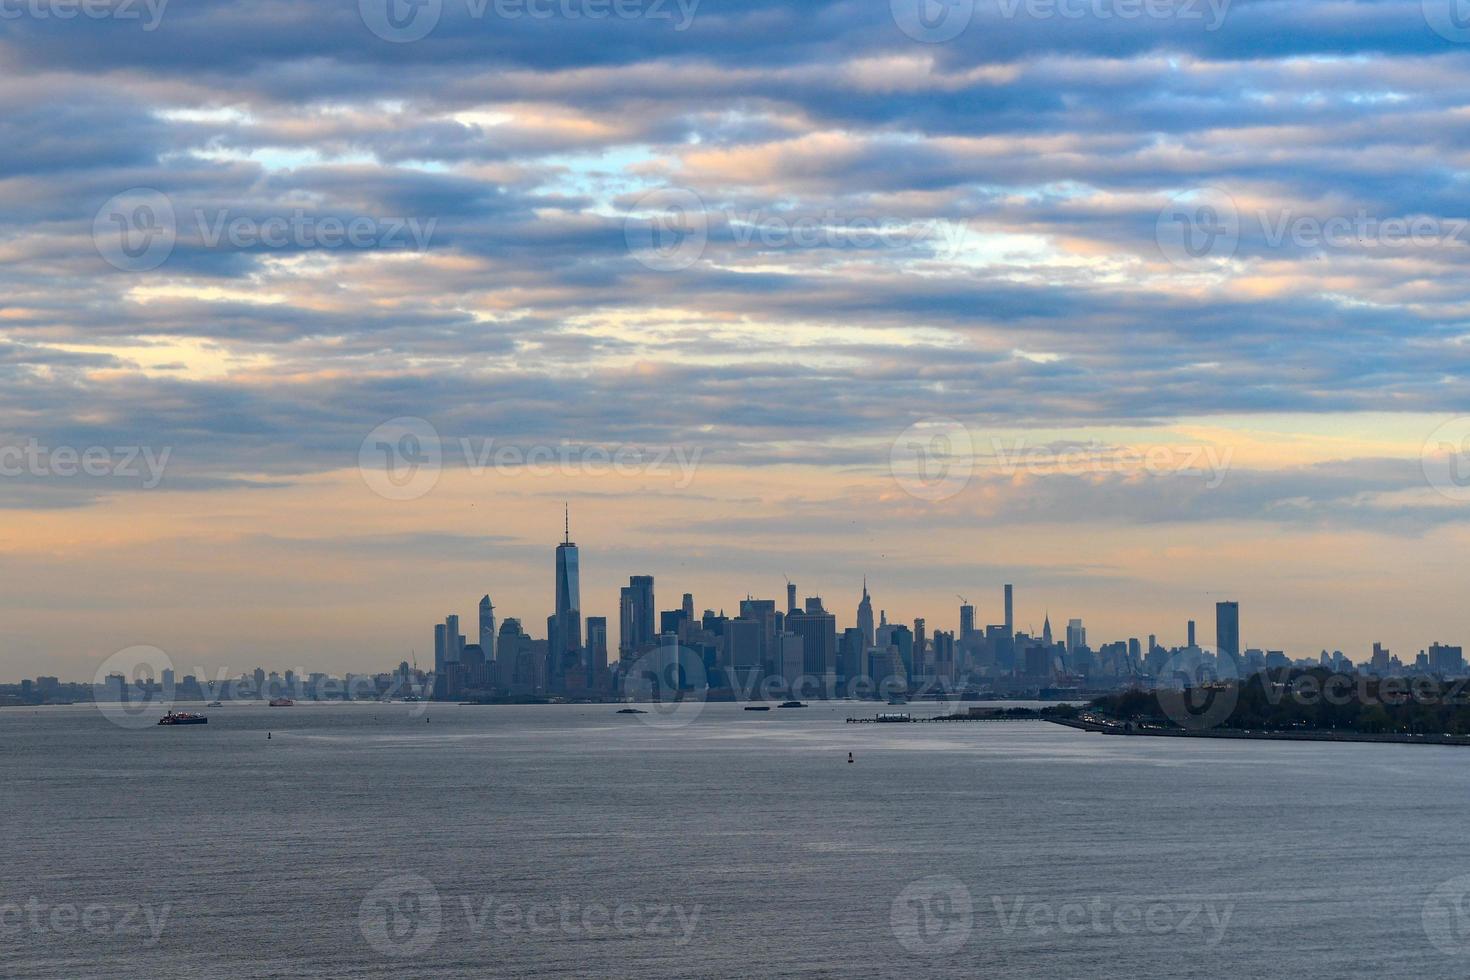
[479,595,496,661]
[857,579,875,649]
[619,575,656,658]
[779,633,805,688]
[840,627,865,687]
[787,581,797,614]
[586,616,608,680]
[433,622,448,700]
[1187,619,1196,648]
[890,624,913,679]
[1041,613,1052,647]
[724,618,762,689]
[913,618,926,675]
[1215,601,1240,662]
[785,597,837,681]
[739,597,778,671]
[959,602,975,638]
[1004,584,1014,636]
[1066,618,1085,653]
[682,593,694,621]
[1429,643,1465,675]
[444,615,463,662]
[932,630,955,679]
[1371,642,1390,674]
[552,508,582,684]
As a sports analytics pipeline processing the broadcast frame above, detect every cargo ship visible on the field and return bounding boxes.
[268,697,294,707]
[158,711,208,725]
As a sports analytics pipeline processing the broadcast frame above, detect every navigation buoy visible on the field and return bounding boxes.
[267,732,272,740]
[848,751,854,764]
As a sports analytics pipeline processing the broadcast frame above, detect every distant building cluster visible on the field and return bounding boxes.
[419,512,1468,703]
[3,514,1464,707]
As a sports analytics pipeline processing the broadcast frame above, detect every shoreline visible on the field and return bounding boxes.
[1050,716,1470,746]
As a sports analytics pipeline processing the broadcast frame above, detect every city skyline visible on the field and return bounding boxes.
[10,498,1463,682]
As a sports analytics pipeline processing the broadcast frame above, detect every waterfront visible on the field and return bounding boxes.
[4,701,1470,978]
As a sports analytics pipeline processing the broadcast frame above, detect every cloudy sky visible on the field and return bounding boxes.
[3,0,1470,679]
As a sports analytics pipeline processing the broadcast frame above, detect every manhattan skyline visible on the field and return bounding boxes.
[4,0,1470,680]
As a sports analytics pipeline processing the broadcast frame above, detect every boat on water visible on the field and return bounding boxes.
[158,711,208,726]
[616,707,647,714]
[268,698,294,707]
[744,705,771,711]
[207,700,223,707]
[779,700,807,708]
[887,696,908,706]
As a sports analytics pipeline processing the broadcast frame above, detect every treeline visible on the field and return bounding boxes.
[1088,668,1470,734]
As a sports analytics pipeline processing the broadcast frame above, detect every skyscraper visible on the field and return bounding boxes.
[856,578,875,649]
[786,581,797,614]
[479,594,496,662]
[552,507,581,683]
[785,597,837,681]
[1215,601,1240,662]
[959,601,975,638]
[620,575,656,657]
[586,616,608,683]
[1004,584,1014,636]
[1066,618,1085,653]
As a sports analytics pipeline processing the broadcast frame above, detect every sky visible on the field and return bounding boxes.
[3,0,1470,680]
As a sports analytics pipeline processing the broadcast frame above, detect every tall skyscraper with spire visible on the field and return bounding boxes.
[856,578,875,649]
[552,505,582,685]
